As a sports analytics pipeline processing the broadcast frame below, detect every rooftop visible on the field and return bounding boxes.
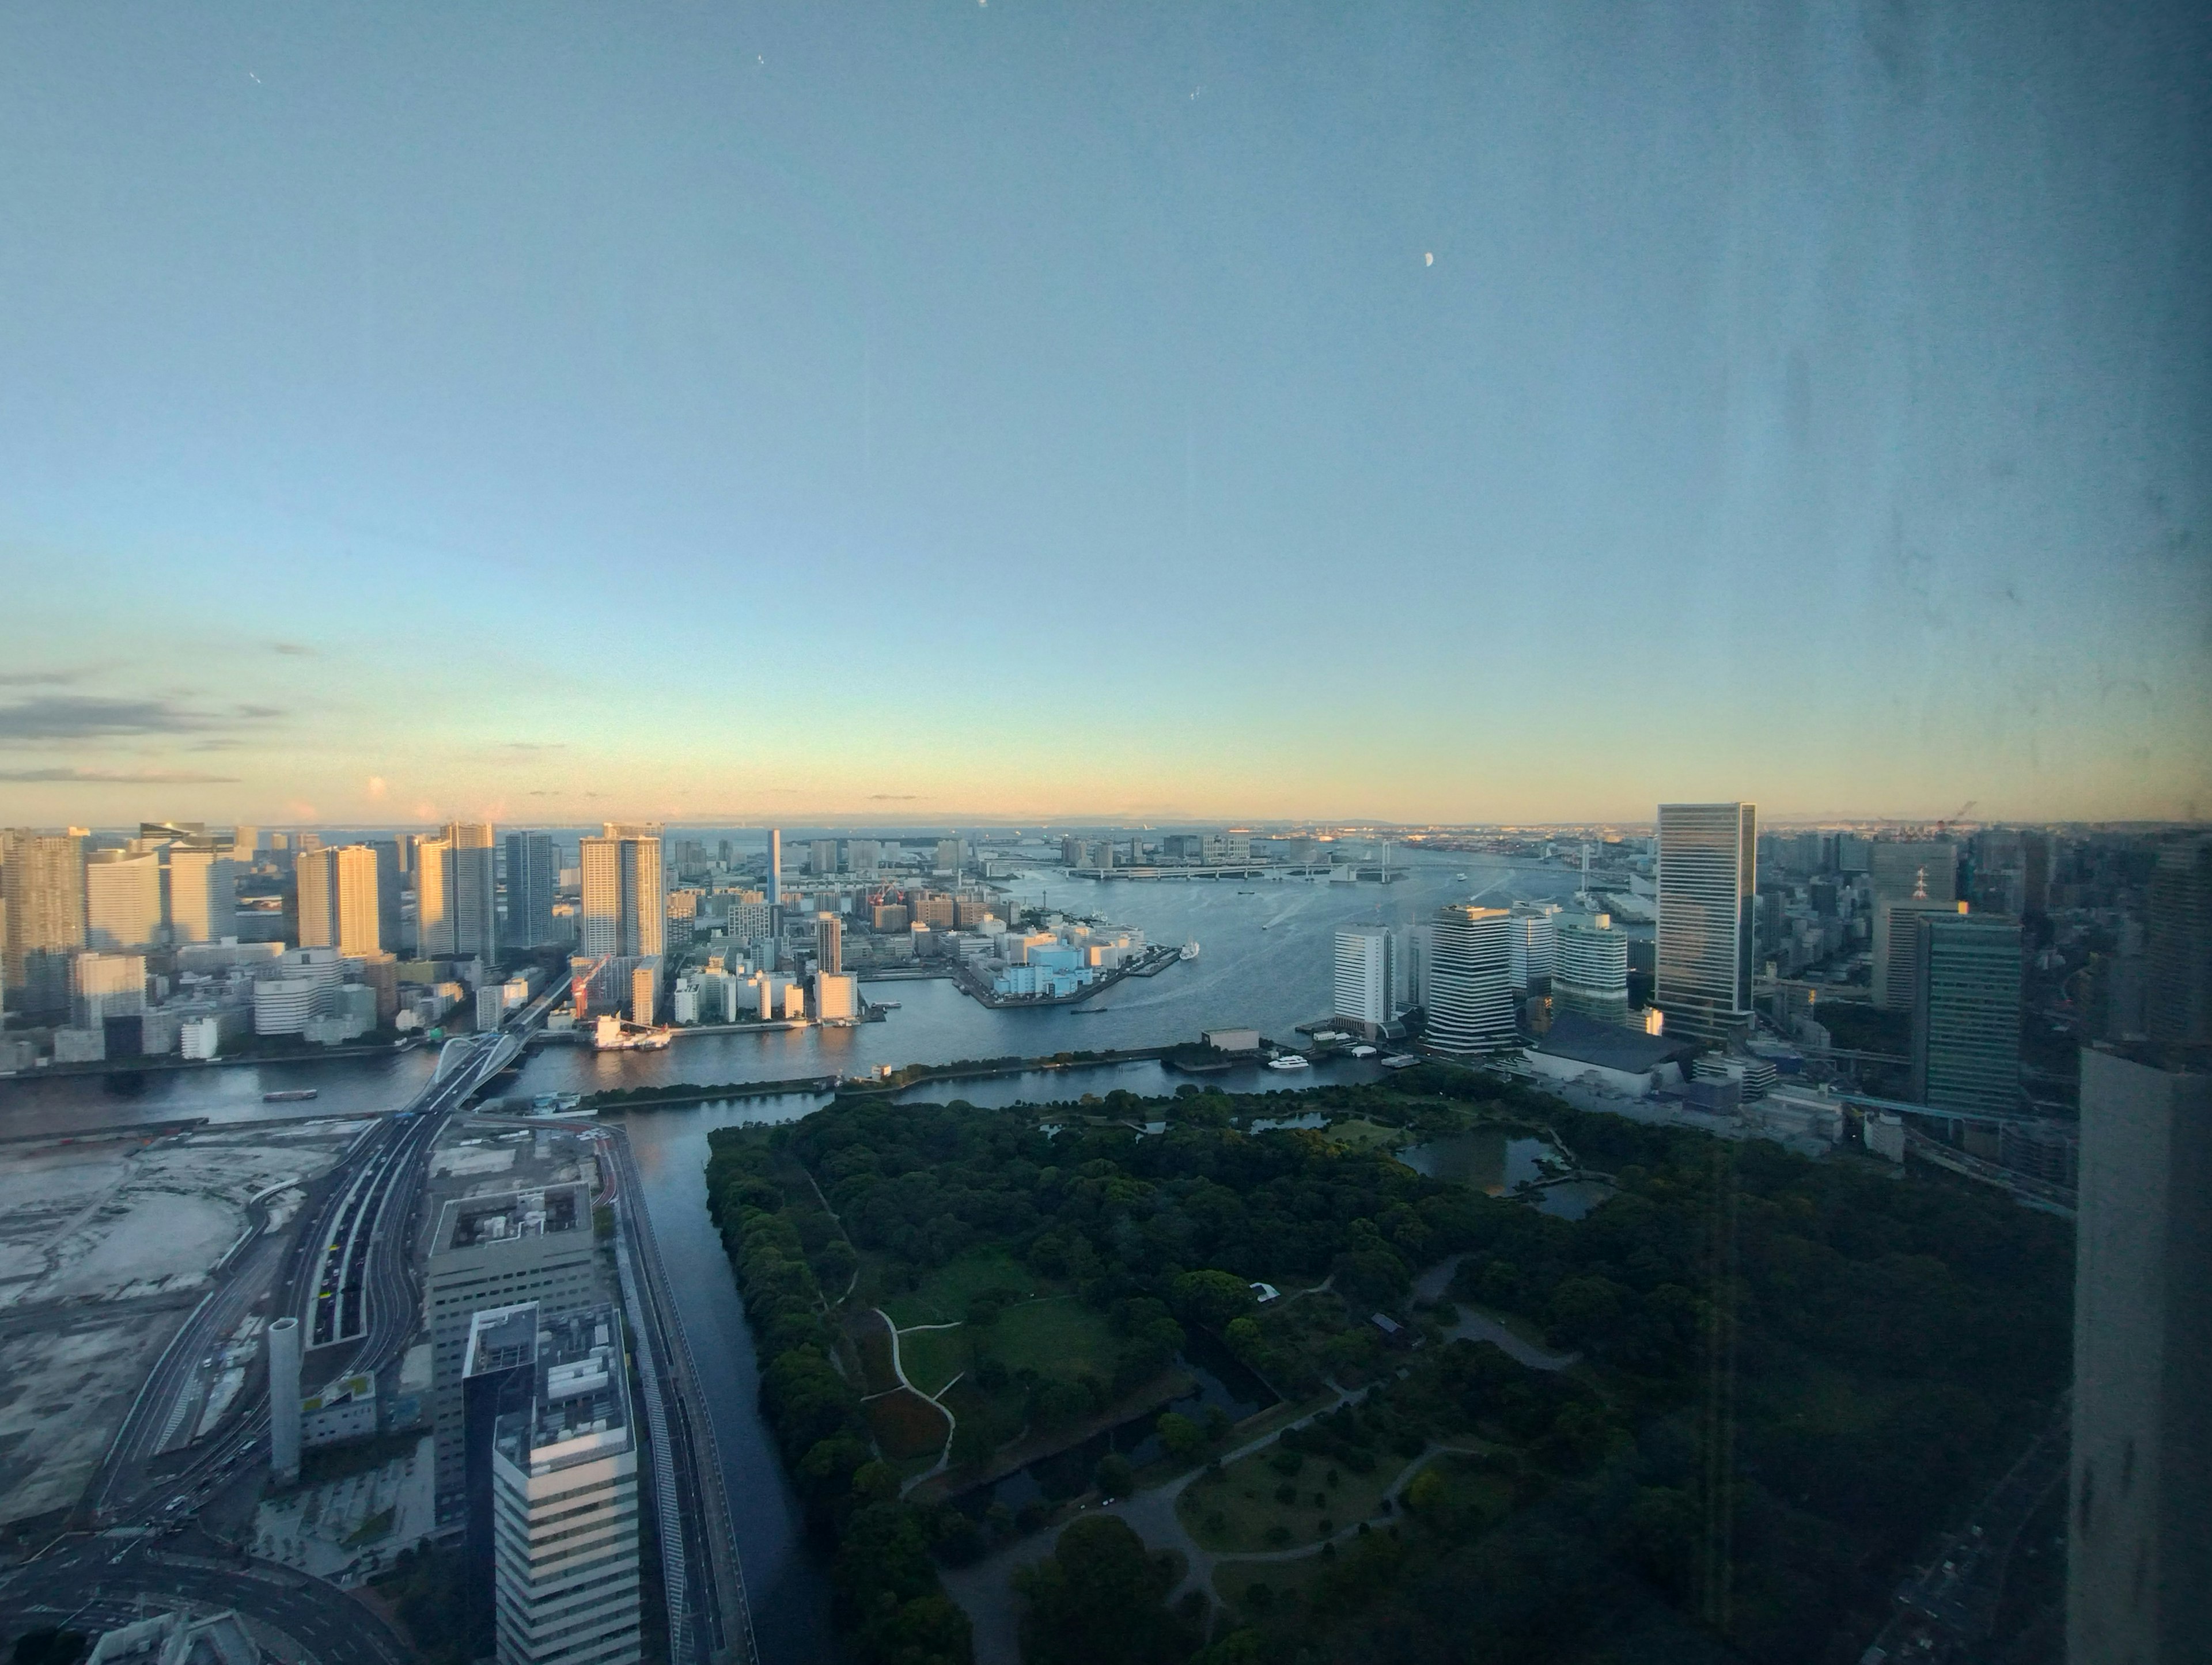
[1535,1012,1698,1073]
[434,1182,586,1255]
[491,1304,631,1477]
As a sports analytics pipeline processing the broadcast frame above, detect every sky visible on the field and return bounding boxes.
[0,2,2206,829]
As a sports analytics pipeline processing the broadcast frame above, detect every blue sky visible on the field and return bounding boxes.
[1,3,2205,827]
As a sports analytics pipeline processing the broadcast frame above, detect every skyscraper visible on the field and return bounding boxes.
[1909,910,2021,1115]
[296,846,338,950]
[505,831,559,950]
[1506,901,1560,992]
[2145,837,2212,1045]
[1332,925,1395,1036]
[2,829,86,1013]
[166,846,236,946]
[1872,841,1961,1010]
[2067,1046,2210,1664]
[580,831,664,960]
[1654,802,1757,1045]
[84,849,162,953]
[936,836,963,877]
[815,911,843,975]
[415,835,451,954]
[1425,905,1516,1053]
[767,829,783,935]
[1554,912,1632,1029]
[447,822,498,963]
[811,838,839,877]
[334,845,384,957]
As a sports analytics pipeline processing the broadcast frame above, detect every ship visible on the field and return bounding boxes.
[1180,940,1200,960]
[1266,1054,1311,1072]
[262,1088,318,1102]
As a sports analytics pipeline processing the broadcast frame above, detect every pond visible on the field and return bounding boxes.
[1396,1128,1565,1193]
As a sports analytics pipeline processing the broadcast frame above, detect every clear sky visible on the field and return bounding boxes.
[1,3,2205,829]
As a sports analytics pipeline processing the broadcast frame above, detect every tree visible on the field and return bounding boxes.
[1096,1451,1134,1496]
[1172,1268,1257,1329]
[1016,1515,1198,1665]
[1157,1410,1203,1463]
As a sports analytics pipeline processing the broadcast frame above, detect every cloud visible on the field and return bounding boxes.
[367,776,388,799]
[0,667,90,687]
[0,766,242,783]
[412,801,439,820]
[270,642,313,656]
[498,742,567,753]
[869,793,920,801]
[286,799,318,820]
[0,695,283,742]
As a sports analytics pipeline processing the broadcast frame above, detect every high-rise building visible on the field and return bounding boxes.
[415,835,451,954]
[165,847,236,947]
[334,845,383,957]
[1872,841,1961,1011]
[811,838,839,877]
[847,838,881,874]
[1,828,86,1013]
[1554,912,1633,1028]
[766,829,783,935]
[447,823,498,963]
[370,840,405,954]
[1909,911,2020,1115]
[230,825,258,864]
[70,951,146,1028]
[2145,837,2212,1045]
[84,849,162,952]
[1506,902,1560,992]
[2067,1047,2210,1664]
[505,832,559,950]
[815,911,843,975]
[469,1302,643,1665]
[1425,905,1516,1054]
[1654,802,1758,1045]
[296,846,338,950]
[580,833,664,960]
[1332,926,1395,1035]
[935,836,962,877]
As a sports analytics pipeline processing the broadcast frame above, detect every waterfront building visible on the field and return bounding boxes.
[1554,912,1633,1028]
[1424,904,1516,1054]
[426,1186,598,1513]
[815,912,843,974]
[1909,911,2021,1115]
[935,837,962,876]
[166,845,237,947]
[467,1303,642,1665]
[506,832,559,951]
[297,844,384,957]
[70,951,146,1029]
[1331,926,1394,1036]
[2145,837,2212,1045]
[1654,802,1757,1045]
[815,970,857,1021]
[415,835,451,954]
[2069,1047,2210,1664]
[581,833,664,961]
[629,962,658,1026]
[85,849,162,952]
[448,823,498,963]
[1506,901,1560,991]
[2,828,86,1015]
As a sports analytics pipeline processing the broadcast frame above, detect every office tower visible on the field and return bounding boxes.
[580,833,664,960]
[166,847,237,946]
[767,829,783,932]
[1654,802,1758,1045]
[1425,905,1516,1053]
[2145,837,2212,1045]
[1871,841,1961,1010]
[1909,911,2021,1115]
[1555,912,1633,1028]
[85,849,162,951]
[2068,1048,2210,1664]
[471,1303,643,1665]
[461,1305,539,1609]
[815,911,843,975]
[230,825,258,864]
[1,829,86,1014]
[425,1186,598,1508]
[1506,902,1560,992]
[505,832,558,950]
[936,836,963,876]
[812,837,839,877]
[71,951,146,1028]
[447,822,498,962]
[415,835,452,954]
[1332,925,1394,1035]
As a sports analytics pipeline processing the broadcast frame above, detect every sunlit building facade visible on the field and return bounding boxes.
[1425,905,1515,1054]
[1654,802,1756,1045]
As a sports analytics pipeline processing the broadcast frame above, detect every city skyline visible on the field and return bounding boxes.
[2,4,2206,829]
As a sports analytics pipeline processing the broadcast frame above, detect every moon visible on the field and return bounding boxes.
[1425,252,1434,267]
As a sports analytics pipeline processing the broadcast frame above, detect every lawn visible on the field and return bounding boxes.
[864,1387,950,1463]
[899,1324,970,1397]
[982,1296,1118,1384]
[1179,1436,1421,1553]
[1323,1118,1409,1152]
[853,1312,900,1395]
[881,1247,1040,1328]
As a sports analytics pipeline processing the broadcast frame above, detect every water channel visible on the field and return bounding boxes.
[0,853,1592,1659]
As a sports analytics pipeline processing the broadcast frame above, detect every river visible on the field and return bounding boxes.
[0,852,1588,1659]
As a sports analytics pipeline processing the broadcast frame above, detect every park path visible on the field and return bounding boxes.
[1412,1253,1580,1371]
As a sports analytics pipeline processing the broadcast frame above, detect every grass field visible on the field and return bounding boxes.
[899,1325,970,1397]
[881,1248,1040,1328]
[1179,1437,1419,1553]
[865,1387,950,1462]
[854,1313,900,1395]
[984,1296,1118,1383]
[1324,1118,1409,1152]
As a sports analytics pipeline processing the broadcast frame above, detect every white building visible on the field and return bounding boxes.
[253,976,322,1036]
[1425,905,1517,1054]
[1506,902,1560,992]
[1331,926,1394,1034]
[85,850,163,952]
[466,1303,642,1665]
[166,848,237,945]
[815,971,858,1021]
[70,951,147,1028]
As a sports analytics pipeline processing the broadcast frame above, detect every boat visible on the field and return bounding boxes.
[262,1088,318,1103]
[1350,1044,1377,1058]
[1180,940,1200,960]
[1266,1054,1311,1072]
[1455,873,1469,881]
